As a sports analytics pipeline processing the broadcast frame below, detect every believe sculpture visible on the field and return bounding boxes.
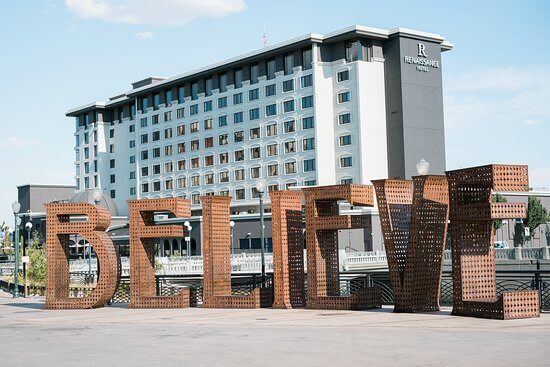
[45,203,118,309]
[373,175,449,312]
[303,184,381,310]
[446,164,539,319]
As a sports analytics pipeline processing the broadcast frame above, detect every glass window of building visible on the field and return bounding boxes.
[301,74,313,88]
[141,150,148,160]
[268,163,278,176]
[345,41,359,62]
[234,149,244,161]
[266,104,277,116]
[84,162,90,174]
[233,92,243,105]
[338,91,350,103]
[284,120,295,133]
[267,59,276,79]
[235,169,245,181]
[205,78,213,96]
[250,166,260,179]
[191,139,200,150]
[177,177,186,188]
[130,187,136,195]
[302,48,312,70]
[218,97,227,109]
[153,93,160,109]
[84,147,89,159]
[140,117,148,128]
[339,135,352,146]
[141,97,149,112]
[191,82,199,100]
[141,134,148,144]
[219,171,229,182]
[165,89,173,104]
[341,178,353,184]
[152,131,160,141]
[219,152,229,164]
[337,69,350,82]
[165,128,173,139]
[165,162,173,173]
[177,160,186,170]
[153,181,161,191]
[234,130,244,142]
[177,108,184,119]
[219,134,229,145]
[152,114,159,124]
[284,140,296,153]
[219,115,228,127]
[219,73,228,92]
[178,87,185,103]
[191,175,200,186]
[164,145,173,156]
[190,122,199,133]
[204,118,213,130]
[190,104,198,115]
[283,79,294,92]
[268,184,279,192]
[301,95,314,108]
[141,182,149,193]
[302,116,314,129]
[249,108,260,120]
[234,111,244,123]
[284,53,293,75]
[251,187,260,198]
[267,144,278,156]
[249,88,259,101]
[129,155,135,164]
[250,63,259,84]
[338,113,351,124]
[250,146,261,159]
[110,159,115,168]
[235,188,245,200]
[265,84,276,96]
[191,193,200,204]
[266,123,278,136]
[177,124,185,135]
[129,124,135,133]
[249,127,260,139]
[304,180,317,186]
[302,137,315,151]
[84,177,89,189]
[177,142,185,153]
[283,99,295,113]
[303,159,316,172]
[164,111,172,122]
[204,100,213,112]
[340,156,353,167]
[205,154,214,166]
[285,161,297,174]
[234,68,243,88]
[205,173,214,184]
[191,157,200,168]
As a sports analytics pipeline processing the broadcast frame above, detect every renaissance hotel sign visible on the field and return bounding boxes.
[404,43,440,72]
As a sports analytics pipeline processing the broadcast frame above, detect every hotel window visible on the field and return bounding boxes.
[284,53,293,75]
[109,144,115,153]
[109,130,114,139]
[219,171,229,183]
[345,41,359,62]
[153,93,160,108]
[177,177,186,188]
[110,159,115,168]
[304,180,317,186]
[250,146,261,159]
[263,143,277,157]
[235,68,243,88]
[84,177,89,189]
[204,137,214,148]
[251,187,260,198]
[152,131,160,141]
[84,147,89,159]
[302,116,314,129]
[341,178,353,184]
[339,135,352,146]
[266,104,277,116]
[286,181,297,189]
[219,73,228,92]
[220,189,229,196]
[301,95,314,108]
[234,149,244,161]
[235,169,245,181]
[166,90,173,105]
[219,115,228,127]
[75,135,80,147]
[251,166,260,179]
[129,124,135,133]
[235,188,245,200]
[165,162,173,173]
[177,124,185,136]
[283,79,294,92]
[284,140,296,154]
[233,92,243,105]
[204,118,213,130]
[178,86,185,103]
[268,163,278,176]
[337,70,350,82]
[249,88,259,101]
[266,123,278,136]
[191,175,200,186]
[284,120,295,133]
[265,84,276,97]
[152,114,159,124]
[190,104,198,115]
[151,148,159,158]
[250,64,259,84]
[164,111,172,122]
[191,157,200,168]
[205,78,213,96]
[205,173,214,185]
[130,187,136,195]
[303,137,315,151]
[140,117,148,128]
[94,160,98,172]
[250,127,260,139]
[191,140,199,151]
[340,156,353,167]
[191,193,200,204]
[110,189,116,199]
[267,59,276,79]
[93,146,97,156]
[164,145,173,156]
[165,179,174,190]
[219,152,229,164]
[129,140,135,148]
[177,108,184,119]
[338,91,350,103]
[204,155,214,166]
[338,113,351,124]
[302,48,312,70]
[268,184,279,192]
[249,107,260,120]
[234,111,244,123]
[234,130,244,142]
[204,100,213,112]
[218,96,227,109]
[303,159,316,172]
[153,181,161,192]
[219,134,229,145]
[153,164,161,174]
[301,74,313,88]
[141,97,149,112]
[84,132,89,144]
[165,128,173,139]
[285,161,297,174]
[141,166,149,177]
[190,122,199,133]
[76,164,80,175]
[283,99,295,113]
[129,155,135,164]
[141,182,149,193]
[177,142,186,153]
[84,162,90,174]
[191,82,199,100]
[177,159,186,171]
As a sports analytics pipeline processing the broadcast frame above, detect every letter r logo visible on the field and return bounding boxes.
[417,43,427,57]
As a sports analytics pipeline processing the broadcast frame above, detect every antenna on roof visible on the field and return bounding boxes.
[263,22,268,47]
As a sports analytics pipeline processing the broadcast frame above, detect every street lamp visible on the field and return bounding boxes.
[92,189,102,205]
[255,178,267,283]
[11,201,21,298]
[24,221,32,297]
[416,158,430,176]
[184,221,191,259]
[229,220,235,256]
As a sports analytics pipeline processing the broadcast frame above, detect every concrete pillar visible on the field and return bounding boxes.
[543,246,550,260]
[514,246,522,260]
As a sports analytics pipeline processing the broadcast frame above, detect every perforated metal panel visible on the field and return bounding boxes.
[373,176,449,312]
[303,185,381,310]
[45,203,119,309]
[128,198,192,308]
[201,196,272,308]
[446,164,539,319]
[270,190,305,309]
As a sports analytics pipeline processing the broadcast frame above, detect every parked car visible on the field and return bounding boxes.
[494,241,510,249]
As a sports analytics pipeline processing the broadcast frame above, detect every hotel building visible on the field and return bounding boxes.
[66,25,452,254]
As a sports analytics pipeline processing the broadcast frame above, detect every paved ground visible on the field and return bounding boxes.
[1,291,548,367]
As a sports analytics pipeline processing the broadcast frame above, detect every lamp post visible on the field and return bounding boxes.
[24,221,32,297]
[184,221,191,259]
[229,221,235,256]
[255,178,267,283]
[11,201,21,298]
[416,158,430,176]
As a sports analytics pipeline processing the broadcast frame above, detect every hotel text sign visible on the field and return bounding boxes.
[404,43,440,73]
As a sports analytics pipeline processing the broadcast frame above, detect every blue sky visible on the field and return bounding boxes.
[1,0,549,224]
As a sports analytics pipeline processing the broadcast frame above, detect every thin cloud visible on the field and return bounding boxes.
[65,0,246,27]
[0,136,38,149]
[134,31,153,39]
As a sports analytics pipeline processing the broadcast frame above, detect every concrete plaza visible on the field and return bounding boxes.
[0,291,548,367]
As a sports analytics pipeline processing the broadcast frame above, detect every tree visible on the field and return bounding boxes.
[27,231,46,285]
[523,196,548,241]
[492,193,507,231]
